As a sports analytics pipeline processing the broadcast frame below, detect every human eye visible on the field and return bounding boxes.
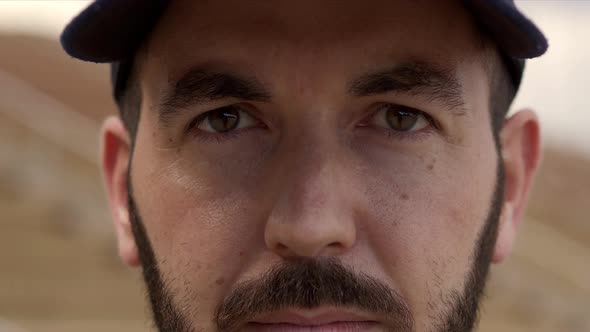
[362,103,437,140]
[186,104,262,141]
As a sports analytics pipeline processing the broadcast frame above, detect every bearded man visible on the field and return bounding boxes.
[61,0,547,331]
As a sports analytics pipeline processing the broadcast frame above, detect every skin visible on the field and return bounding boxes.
[100,0,541,331]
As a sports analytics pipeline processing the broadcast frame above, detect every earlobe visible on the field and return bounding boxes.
[492,109,542,264]
[492,202,515,263]
[100,116,140,267]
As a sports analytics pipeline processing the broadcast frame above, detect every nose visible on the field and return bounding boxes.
[264,147,358,258]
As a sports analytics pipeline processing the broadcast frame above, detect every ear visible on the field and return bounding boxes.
[100,116,140,267]
[492,109,542,264]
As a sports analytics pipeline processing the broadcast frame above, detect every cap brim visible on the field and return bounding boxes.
[62,0,547,63]
[61,0,547,101]
[464,0,548,59]
[61,0,169,63]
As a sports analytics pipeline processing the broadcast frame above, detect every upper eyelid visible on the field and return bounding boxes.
[370,103,431,120]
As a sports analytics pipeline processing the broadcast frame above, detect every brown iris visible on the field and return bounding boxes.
[385,108,419,131]
[207,106,240,132]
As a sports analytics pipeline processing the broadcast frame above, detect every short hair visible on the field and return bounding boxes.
[117,65,142,142]
[482,42,518,146]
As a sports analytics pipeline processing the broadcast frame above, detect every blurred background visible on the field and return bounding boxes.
[0,1,588,332]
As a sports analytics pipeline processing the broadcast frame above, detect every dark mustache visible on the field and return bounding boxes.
[214,257,414,332]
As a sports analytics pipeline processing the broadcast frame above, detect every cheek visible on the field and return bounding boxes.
[359,139,498,317]
[131,125,271,319]
[133,167,267,325]
[135,157,263,264]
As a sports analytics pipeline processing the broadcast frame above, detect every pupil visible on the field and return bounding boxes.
[209,107,240,132]
[386,109,417,131]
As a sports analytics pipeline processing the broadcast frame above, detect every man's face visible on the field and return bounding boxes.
[105,0,535,331]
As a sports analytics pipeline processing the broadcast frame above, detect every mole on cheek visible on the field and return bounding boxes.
[400,193,409,200]
[215,277,225,286]
[427,158,436,171]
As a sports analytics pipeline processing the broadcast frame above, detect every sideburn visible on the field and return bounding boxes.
[437,152,505,331]
[127,176,194,332]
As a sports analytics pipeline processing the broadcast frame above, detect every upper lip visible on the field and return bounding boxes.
[249,307,379,326]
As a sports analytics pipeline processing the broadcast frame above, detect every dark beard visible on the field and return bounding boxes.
[434,161,504,331]
[126,162,503,332]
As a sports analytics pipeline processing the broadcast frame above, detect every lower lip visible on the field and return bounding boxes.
[245,321,380,332]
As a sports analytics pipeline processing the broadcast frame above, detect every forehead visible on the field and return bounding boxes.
[140,0,486,79]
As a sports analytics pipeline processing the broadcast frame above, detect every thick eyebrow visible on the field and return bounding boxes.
[159,68,272,124]
[348,62,466,114]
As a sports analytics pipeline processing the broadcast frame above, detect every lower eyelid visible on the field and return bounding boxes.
[355,118,436,142]
[386,126,435,140]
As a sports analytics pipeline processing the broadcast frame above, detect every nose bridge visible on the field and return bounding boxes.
[264,136,358,258]
[290,144,339,217]
[279,125,345,220]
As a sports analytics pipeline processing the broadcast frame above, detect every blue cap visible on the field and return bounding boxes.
[61,0,548,102]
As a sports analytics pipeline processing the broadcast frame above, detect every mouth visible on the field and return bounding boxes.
[244,307,381,331]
